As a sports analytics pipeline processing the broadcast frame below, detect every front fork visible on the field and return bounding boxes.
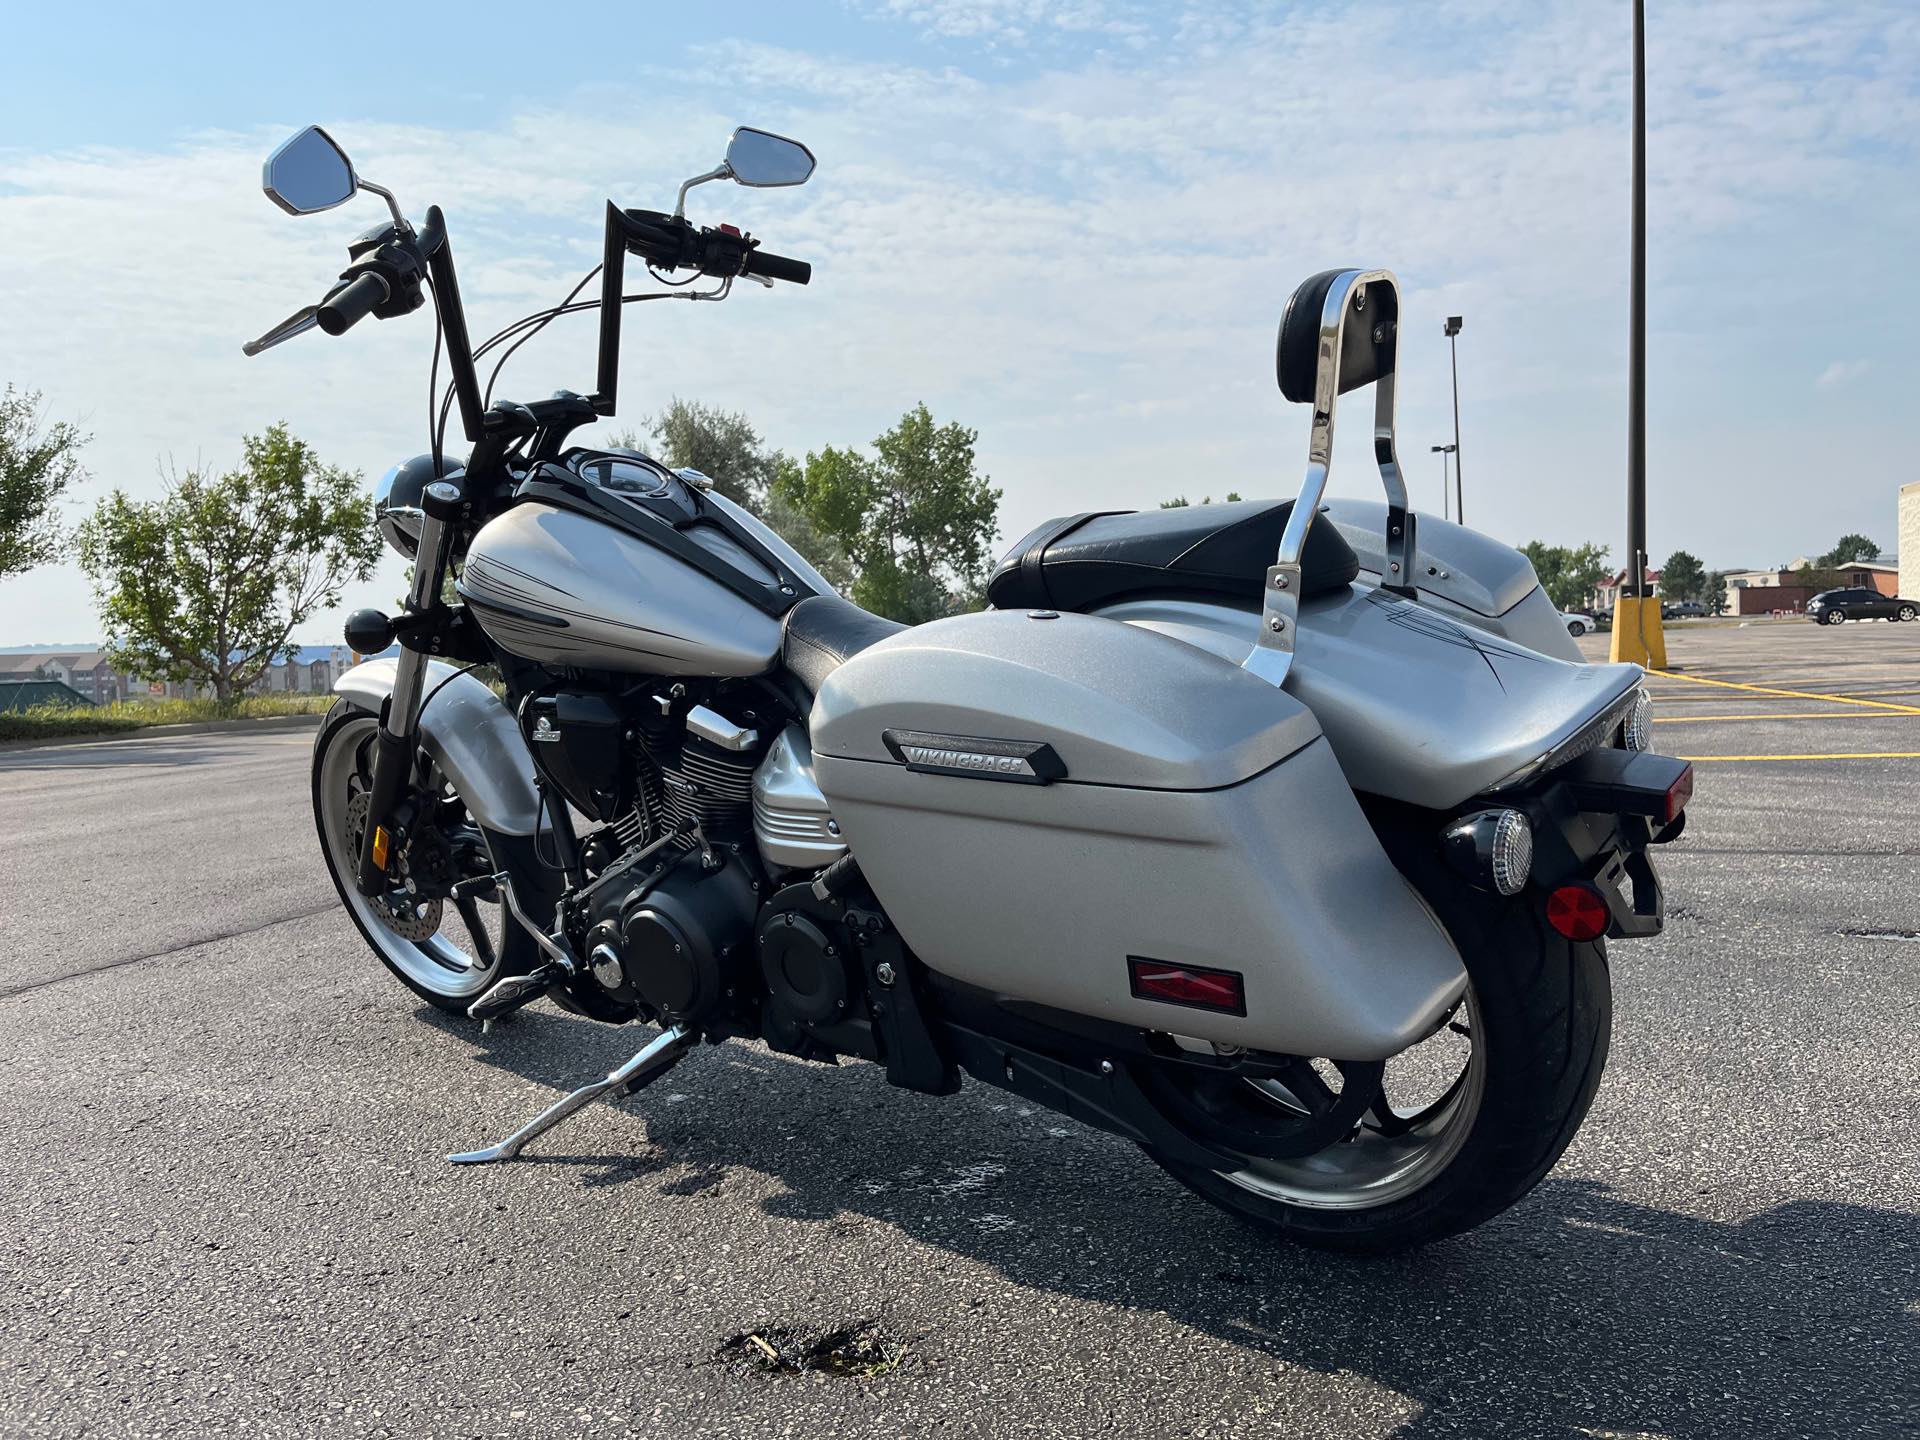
[354,479,464,897]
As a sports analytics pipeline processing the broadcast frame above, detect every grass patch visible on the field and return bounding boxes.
[0,693,333,742]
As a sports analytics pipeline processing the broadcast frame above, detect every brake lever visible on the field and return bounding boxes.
[241,305,321,357]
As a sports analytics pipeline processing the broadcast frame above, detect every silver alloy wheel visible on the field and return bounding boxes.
[1215,992,1484,1211]
[1900,605,1916,622]
[1825,609,1846,624]
[318,714,506,1001]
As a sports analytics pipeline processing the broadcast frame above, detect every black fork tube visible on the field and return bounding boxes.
[354,480,463,896]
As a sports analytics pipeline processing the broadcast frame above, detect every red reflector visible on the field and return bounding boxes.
[1545,884,1610,942]
[1127,957,1247,1015]
[1665,764,1694,823]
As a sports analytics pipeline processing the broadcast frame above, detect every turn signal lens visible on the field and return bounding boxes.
[1545,883,1610,942]
[1623,688,1654,752]
[1490,810,1533,897]
[1127,957,1247,1015]
[370,825,391,872]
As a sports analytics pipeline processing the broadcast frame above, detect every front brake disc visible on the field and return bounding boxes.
[343,791,443,941]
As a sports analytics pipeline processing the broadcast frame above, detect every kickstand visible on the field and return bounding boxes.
[448,1024,695,1165]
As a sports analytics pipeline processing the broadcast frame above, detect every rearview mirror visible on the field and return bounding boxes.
[263,126,357,215]
[725,128,815,188]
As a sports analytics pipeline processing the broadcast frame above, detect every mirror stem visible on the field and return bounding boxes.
[673,163,732,218]
[357,177,409,233]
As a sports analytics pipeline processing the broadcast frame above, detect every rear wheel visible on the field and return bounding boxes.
[1146,885,1609,1252]
[312,700,537,1014]
[1566,619,1587,637]
[1824,608,1847,625]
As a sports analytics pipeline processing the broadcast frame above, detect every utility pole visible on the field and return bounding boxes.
[1610,0,1667,667]
[1431,443,1456,522]
[1444,316,1465,524]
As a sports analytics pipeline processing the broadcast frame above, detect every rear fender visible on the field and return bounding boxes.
[1094,589,1643,810]
[333,658,540,836]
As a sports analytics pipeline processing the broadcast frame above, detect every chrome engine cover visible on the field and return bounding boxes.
[752,726,847,870]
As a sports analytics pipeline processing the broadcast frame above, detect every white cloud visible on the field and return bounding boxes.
[1814,359,1870,390]
[1,1,1916,641]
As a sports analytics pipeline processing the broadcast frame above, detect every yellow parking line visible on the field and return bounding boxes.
[1647,670,1920,715]
[1678,752,1920,762]
[1655,711,1919,723]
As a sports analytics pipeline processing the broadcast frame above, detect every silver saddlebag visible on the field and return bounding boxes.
[807,610,1464,1061]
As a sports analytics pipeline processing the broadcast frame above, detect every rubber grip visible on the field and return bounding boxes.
[742,249,811,285]
[317,272,390,336]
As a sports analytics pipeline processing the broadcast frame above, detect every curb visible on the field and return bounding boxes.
[0,711,329,754]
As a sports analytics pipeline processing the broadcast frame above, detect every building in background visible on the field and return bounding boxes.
[0,645,364,704]
[1902,481,1919,603]
[1724,556,1902,615]
[1592,568,1662,614]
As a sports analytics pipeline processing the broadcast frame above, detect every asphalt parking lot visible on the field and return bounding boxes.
[4,619,1917,1439]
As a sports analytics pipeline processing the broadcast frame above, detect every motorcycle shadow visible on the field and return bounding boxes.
[427,1004,1918,1439]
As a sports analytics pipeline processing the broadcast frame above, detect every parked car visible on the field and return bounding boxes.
[1807,586,1919,625]
[1661,600,1707,620]
[1560,610,1596,636]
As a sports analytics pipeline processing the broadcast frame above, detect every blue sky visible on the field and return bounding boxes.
[3,0,1915,642]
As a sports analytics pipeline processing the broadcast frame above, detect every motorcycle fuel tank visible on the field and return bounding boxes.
[460,501,783,676]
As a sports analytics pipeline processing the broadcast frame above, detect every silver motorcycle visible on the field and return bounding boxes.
[250,124,1692,1252]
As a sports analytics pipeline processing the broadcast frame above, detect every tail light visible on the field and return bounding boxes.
[1557,748,1693,823]
[1663,763,1694,823]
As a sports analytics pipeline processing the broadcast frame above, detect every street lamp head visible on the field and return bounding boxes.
[1444,315,1463,337]
[1431,443,1456,454]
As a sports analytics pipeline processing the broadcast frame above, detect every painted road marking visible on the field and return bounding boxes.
[1647,670,1920,715]
[1655,711,1920,723]
[1677,752,1920,762]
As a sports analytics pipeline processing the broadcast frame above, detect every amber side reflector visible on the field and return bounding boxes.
[370,825,391,872]
[1127,957,1247,1015]
[1545,883,1610,942]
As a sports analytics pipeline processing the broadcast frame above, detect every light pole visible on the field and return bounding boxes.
[1608,0,1666,666]
[1443,315,1465,525]
[1430,443,1456,522]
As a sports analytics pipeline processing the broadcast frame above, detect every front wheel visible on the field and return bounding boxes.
[1897,604,1917,622]
[1566,620,1587,637]
[1146,888,1609,1252]
[312,700,538,1014]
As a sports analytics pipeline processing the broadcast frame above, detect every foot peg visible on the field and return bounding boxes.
[447,1024,695,1165]
[467,964,559,1023]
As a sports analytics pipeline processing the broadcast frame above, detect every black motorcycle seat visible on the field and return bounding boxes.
[985,499,1360,614]
[782,593,908,698]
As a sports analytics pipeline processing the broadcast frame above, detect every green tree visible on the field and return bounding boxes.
[75,425,380,708]
[1161,492,1244,508]
[1819,533,1880,566]
[634,398,777,508]
[1659,549,1708,604]
[0,385,88,581]
[614,401,853,593]
[1706,570,1731,616]
[777,403,1002,623]
[1520,540,1611,613]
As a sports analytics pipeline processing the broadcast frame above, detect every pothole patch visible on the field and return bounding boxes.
[719,1318,906,1379]
[1840,928,1920,943]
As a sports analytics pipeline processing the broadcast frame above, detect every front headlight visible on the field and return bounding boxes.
[1622,688,1654,752]
[373,455,462,560]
